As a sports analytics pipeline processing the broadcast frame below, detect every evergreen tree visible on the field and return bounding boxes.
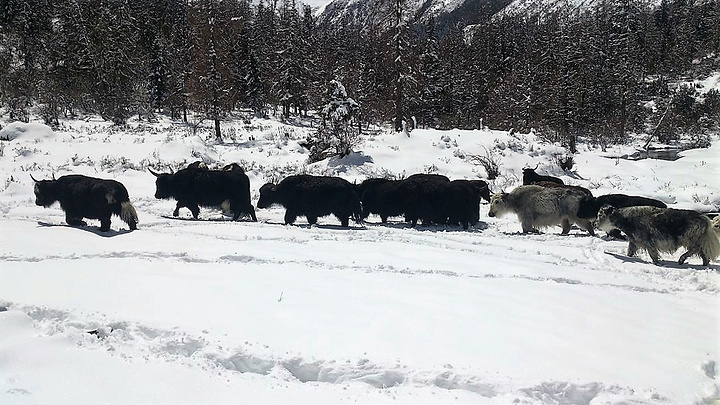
[187,0,233,140]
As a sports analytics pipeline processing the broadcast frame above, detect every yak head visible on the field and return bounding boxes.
[149,168,175,199]
[31,174,58,207]
[256,183,277,209]
[487,192,509,218]
[595,205,617,233]
[222,163,244,173]
[521,164,540,185]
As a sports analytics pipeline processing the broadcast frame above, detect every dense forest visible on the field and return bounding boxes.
[1,0,719,151]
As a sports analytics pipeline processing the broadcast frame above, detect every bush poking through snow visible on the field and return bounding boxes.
[468,147,501,180]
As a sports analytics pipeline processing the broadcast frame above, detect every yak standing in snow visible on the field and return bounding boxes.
[356,178,408,223]
[257,174,362,227]
[488,185,594,235]
[596,206,720,266]
[578,193,667,219]
[150,162,256,221]
[32,174,138,231]
[522,166,564,186]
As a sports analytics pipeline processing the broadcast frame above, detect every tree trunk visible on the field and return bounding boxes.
[215,118,222,142]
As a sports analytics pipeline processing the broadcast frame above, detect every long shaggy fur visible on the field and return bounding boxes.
[488,185,594,235]
[33,174,138,231]
[257,174,362,227]
[596,206,720,266]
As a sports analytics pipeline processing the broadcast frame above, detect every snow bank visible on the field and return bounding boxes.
[0,122,59,141]
[0,116,718,405]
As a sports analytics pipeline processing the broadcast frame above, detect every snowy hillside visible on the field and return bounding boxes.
[0,117,719,405]
[317,0,510,31]
[493,0,662,18]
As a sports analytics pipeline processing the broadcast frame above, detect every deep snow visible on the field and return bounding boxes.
[0,116,718,405]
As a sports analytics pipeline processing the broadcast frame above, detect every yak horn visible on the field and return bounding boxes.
[30,173,40,183]
[148,168,162,177]
[52,173,56,180]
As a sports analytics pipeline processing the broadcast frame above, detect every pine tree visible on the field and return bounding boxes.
[187,0,233,140]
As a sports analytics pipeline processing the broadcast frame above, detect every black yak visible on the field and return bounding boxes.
[401,173,450,226]
[257,174,362,227]
[577,193,667,219]
[444,180,484,229]
[488,185,594,235]
[32,174,138,231]
[522,167,564,186]
[150,163,256,221]
[356,178,408,223]
[596,206,720,266]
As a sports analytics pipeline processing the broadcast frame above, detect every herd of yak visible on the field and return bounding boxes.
[30,161,720,267]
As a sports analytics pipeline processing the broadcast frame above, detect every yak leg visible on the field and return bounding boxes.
[284,210,297,225]
[642,244,661,264]
[560,218,572,235]
[520,217,537,234]
[679,247,702,265]
[648,249,661,265]
[339,216,349,227]
[306,215,318,225]
[700,252,710,266]
[65,213,87,227]
[627,241,638,257]
[173,201,185,217]
[678,250,691,265]
[99,215,112,232]
[380,215,388,223]
[248,206,257,222]
[577,218,595,236]
[186,203,200,219]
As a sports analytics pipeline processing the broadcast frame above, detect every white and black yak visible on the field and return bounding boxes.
[596,206,720,266]
[32,174,138,231]
[488,185,594,235]
[150,162,256,221]
[257,174,362,227]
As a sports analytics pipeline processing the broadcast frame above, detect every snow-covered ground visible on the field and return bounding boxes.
[0,116,718,405]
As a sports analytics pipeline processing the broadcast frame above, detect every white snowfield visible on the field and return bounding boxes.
[0,118,718,405]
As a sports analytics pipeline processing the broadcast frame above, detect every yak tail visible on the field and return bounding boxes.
[120,201,139,230]
[701,216,720,261]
